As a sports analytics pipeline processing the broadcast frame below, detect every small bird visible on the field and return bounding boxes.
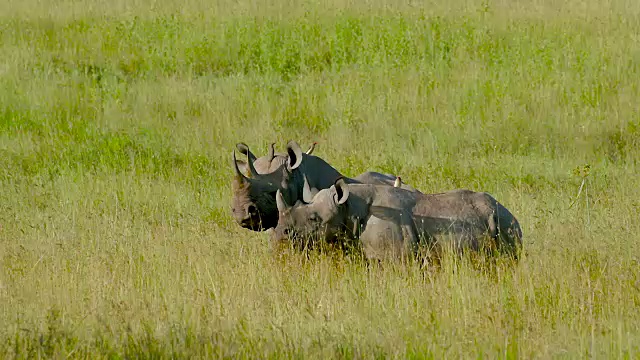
[306,141,318,155]
[394,176,402,188]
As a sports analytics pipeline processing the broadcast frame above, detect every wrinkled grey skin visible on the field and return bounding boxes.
[272,178,523,262]
[231,140,422,232]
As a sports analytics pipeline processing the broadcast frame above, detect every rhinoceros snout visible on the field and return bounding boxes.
[270,227,289,244]
[231,203,259,228]
[246,204,257,217]
[241,220,256,229]
[240,214,261,230]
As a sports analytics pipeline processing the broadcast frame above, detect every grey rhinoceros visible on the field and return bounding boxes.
[272,177,523,262]
[231,141,317,230]
[231,140,421,231]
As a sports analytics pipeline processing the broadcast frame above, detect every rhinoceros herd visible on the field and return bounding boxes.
[231,140,523,262]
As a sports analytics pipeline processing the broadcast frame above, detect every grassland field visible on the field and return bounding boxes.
[1,0,640,358]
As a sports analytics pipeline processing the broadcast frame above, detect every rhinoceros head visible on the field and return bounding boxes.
[272,177,350,245]
[230,141,310,231]
[234,142,288,176]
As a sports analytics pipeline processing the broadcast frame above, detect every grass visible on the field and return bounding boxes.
[1,0,640,357]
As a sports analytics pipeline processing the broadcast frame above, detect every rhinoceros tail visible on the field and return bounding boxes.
[493,201,524,260]
[488,210,499,240]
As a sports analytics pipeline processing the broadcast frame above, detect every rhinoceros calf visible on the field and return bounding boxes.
[231,140,422,231]
[272,178,523,262]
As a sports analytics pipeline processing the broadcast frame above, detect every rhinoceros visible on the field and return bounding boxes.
[230,141,317,230]
[230,140,421,231]
[272,177,523,262]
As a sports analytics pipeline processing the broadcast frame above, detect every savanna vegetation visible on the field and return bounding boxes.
[1,0,640,357]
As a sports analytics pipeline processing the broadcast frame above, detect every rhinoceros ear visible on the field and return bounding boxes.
[276,190,289,213]
[286,140,304,170]
[333,178,350,205]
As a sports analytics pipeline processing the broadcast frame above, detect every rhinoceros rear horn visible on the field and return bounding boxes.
[276,190,289,212]
[333,178,349,205]
[286,140,304,170]
[302,175,318,203]
[268,142,276,161]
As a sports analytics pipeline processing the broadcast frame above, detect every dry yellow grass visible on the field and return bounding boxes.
[1,0,640,357]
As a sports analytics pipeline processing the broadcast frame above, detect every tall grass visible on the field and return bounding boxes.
[1,0,640,357]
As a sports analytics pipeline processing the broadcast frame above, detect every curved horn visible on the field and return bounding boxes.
[232,151,249,181]
[245,145,260,178]
[286,140,304,170]
[276,190,289,213]
[236,142,257,163]
[306,141,318,155]
[334,178,350,205]
[268,142,276,161]
[302,175,318,203]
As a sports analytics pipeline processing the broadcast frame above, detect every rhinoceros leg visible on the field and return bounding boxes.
[358,213,419,263]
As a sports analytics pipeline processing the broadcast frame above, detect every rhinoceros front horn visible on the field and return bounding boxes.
[232,150,249,182]
[276,190,289,212]
[236,142,257,163]
[244,145,261,178]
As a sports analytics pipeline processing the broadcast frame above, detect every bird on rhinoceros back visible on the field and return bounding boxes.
[306,141,318,155]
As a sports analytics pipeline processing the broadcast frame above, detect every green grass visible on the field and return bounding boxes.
[1,0,640,357]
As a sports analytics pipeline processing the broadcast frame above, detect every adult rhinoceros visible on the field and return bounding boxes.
[230,141,317,229]
[272,177,523,262]
[230,140,421,231]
